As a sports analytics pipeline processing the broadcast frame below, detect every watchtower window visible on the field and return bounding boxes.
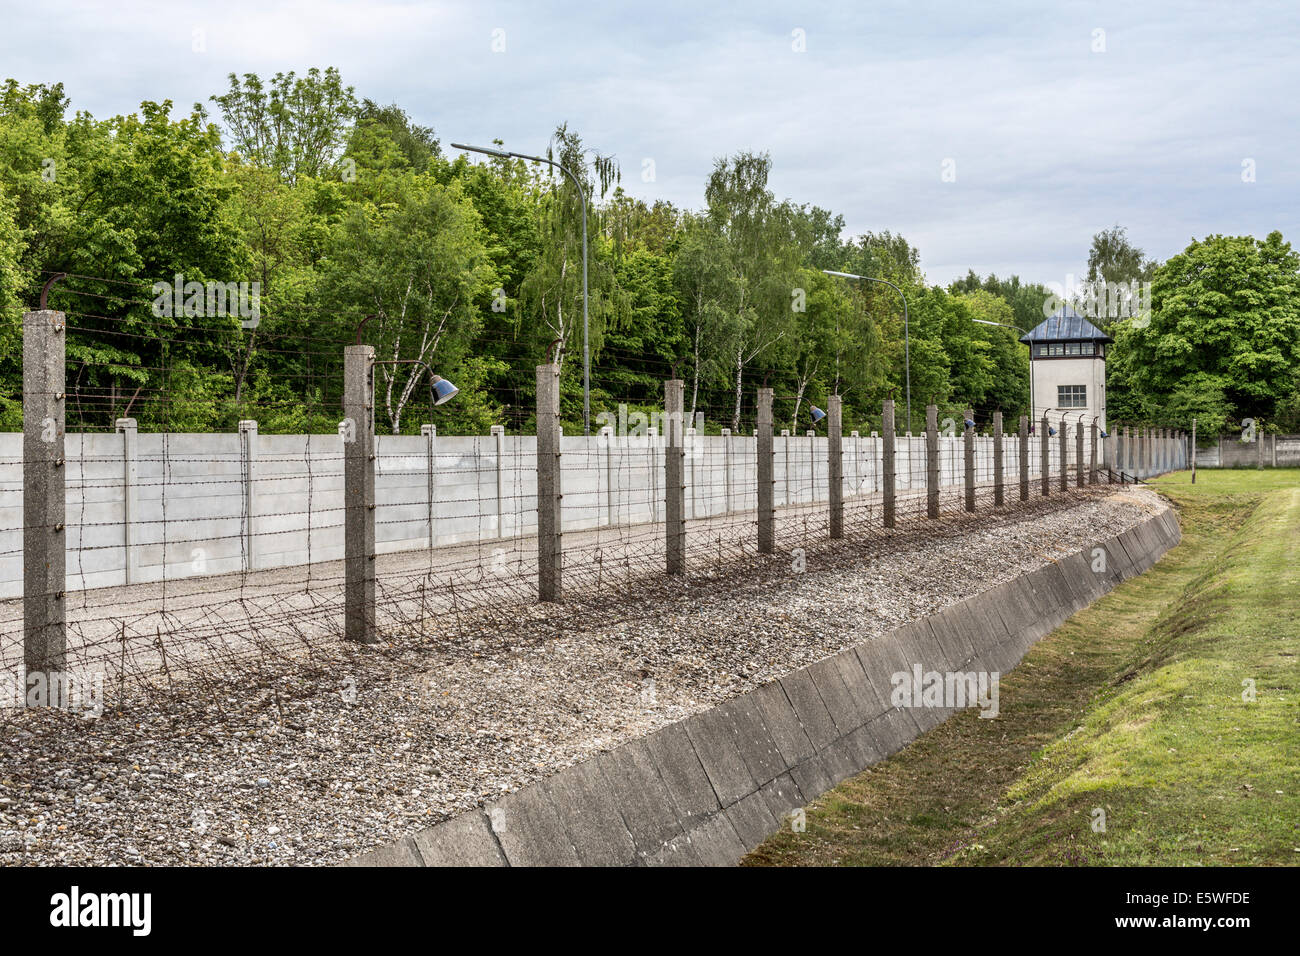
[1058,385,1087,409]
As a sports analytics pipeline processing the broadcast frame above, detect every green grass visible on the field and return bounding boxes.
[744,468,1300,866]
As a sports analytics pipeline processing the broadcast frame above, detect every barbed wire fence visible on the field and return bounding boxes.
[2,275,1191,731]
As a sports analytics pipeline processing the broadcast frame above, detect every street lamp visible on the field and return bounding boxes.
[972,318,1033,425]
[451,141,592,435]
[823,270,911,433]
[430,375,459,405]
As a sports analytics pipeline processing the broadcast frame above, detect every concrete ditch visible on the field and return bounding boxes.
[344,503,1182,867]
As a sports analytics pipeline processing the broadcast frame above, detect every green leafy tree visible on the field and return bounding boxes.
[318,175,495,433]
[1125,231,1300,427]
[672,215,740,419]
[210,68,357,184]
[516,124,622,426]
[704,152,800,429]
[956,289,1028,419]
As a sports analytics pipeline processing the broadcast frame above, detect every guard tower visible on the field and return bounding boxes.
[1020,306,1111,432]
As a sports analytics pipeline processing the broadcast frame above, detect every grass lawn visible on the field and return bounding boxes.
[744,468,1300,866]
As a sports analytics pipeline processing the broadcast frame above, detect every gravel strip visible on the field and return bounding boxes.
[0,487,1169,865]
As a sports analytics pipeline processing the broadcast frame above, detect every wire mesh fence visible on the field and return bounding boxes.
[1,277,1191,726]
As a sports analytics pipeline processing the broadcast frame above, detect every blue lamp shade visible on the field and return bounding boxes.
[963,418,976,429]
[1101,429,1110,439]
[431,375,459,405]
[810,406,826,424]
[1048,426,1058,436]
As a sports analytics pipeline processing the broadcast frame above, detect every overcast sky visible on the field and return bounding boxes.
[2,0,1296,286]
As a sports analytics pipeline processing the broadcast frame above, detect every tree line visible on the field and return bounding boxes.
[1,69,1297,439]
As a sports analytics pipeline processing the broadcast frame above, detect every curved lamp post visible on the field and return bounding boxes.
[823,270,910,433]
[451,141,591,435]
[972,317,1033,424]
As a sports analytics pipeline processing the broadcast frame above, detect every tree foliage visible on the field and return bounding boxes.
[1,70,1293,441]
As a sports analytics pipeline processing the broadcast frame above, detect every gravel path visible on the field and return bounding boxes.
[0,486,1169,865]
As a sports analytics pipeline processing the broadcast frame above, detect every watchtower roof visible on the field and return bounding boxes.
[1019,306,1113,344]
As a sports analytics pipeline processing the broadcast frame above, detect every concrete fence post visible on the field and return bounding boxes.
[720,428,732,513]
[963,409,977,511]
[239,419,259,571]
[343,345,377,643]
[993,412,1004,506]
[116,417,139,585]
[1040,414,1051,496]
[1120,426,1130,480]
[800,429,811,504]
[422,424,437,548]
[1059,419,1069,492]
[781,428,791,506]
[926,404,939,518]
[1089,420,1098,484]
[882,400,896,529]
[647,426,659,523]
[687,425,699,518]
[23,308,67,697]
[1018,415,1029,501]
[1076,417,1085,488]
[535,365,563,601]
[850,430,861,496]
[490,424,506,536]
[828,395,843,539]
[665,379,685,574]
[757,388,775,552]
[598,424,615,526]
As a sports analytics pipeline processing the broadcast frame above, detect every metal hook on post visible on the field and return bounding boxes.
[355,314,376,346]
[40,273,66,311]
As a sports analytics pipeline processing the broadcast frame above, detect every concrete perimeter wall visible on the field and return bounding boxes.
[344,502,1181,867]
[0,428,1102,600]
[1195,434,1300,468]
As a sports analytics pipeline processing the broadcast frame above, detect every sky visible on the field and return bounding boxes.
[1,0,1296,286]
